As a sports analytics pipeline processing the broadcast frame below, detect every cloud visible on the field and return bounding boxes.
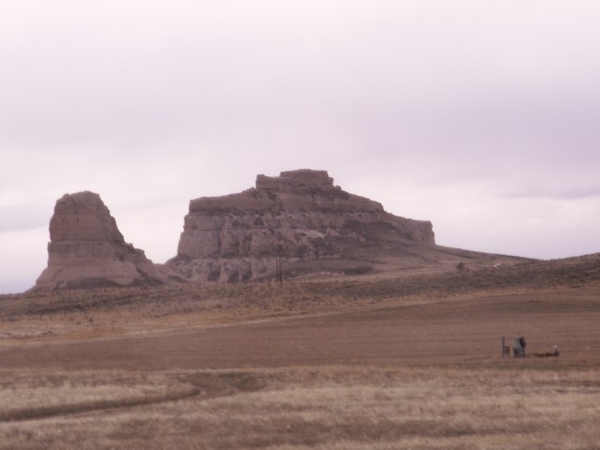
[501,186,600,201]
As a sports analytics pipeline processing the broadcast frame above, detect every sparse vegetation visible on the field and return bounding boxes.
[1,367,600,449]
[1,253,600,448]
[0,371,197,422]
[2,253,599,335]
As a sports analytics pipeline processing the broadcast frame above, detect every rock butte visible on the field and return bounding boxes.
[34,169,516,290]
[166,169,436,282]
[33,191,166,290]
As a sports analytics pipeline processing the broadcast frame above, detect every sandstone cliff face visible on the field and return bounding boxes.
[33,191,166,290]
[167,170,435,282]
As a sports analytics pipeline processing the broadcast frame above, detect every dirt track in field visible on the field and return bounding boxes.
[2,286,599,372]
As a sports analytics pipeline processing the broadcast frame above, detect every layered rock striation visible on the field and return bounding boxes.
[167,169,435,282]
[33,191,167,290]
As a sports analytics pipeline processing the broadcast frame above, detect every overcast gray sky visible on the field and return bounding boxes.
[2,1,600,293]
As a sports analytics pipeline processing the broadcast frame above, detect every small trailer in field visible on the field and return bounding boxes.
[502,336,526,358]
[513,336,526,358]
[502,336,560,359]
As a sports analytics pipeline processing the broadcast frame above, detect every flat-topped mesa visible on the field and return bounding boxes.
[189,169,384,213]
[255,169,335,193]
[168,169,435,282]
[33,191,166,290]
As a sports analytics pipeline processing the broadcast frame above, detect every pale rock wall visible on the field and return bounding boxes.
[169,170,434,282]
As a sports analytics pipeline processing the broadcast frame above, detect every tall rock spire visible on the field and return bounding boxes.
[33,191,166,290]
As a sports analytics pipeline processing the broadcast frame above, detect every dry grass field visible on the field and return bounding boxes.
[1,254,600,449]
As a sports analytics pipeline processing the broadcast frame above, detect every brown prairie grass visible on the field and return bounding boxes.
[0,370,197,422]
[3,254,600,340]
[2,257,600,449]
[1,366,599,450]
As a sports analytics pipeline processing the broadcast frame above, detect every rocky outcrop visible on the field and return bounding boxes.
[33,191,167,290]
[167,169,435,282]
